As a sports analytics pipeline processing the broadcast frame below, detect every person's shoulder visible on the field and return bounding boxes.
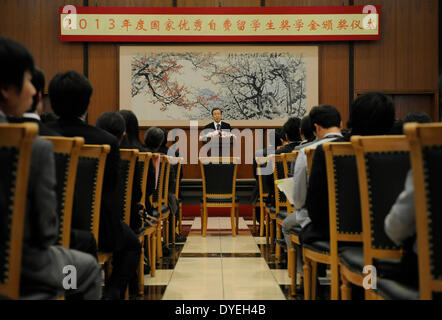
[204,122,213,129]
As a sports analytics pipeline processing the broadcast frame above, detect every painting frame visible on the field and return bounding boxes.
[119,44,319,127]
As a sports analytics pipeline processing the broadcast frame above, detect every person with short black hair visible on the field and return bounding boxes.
[204,107,231,131]
[276,117,302,154]
[118,109,147,151]
[299,115,316,145]
[0,36,101,299]
[47,70,141,300]
[403,111,432,124]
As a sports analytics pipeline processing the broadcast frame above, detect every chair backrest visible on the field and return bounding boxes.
[137,152,152,207]
[118,149,138,226]
[255,156,272,201]
[72,145,109,242]
[405,123,442,299]
[41,136,84,248]
[352,135,410,266]
[150,153,162,208]
[169,156,183,199]
[161,155,171,207]
[199,157,239,201]
[281,151,298,178]
[304,147,315,176]
[0,123,37,299]
[272,154,294,211]
[324,142,363,251]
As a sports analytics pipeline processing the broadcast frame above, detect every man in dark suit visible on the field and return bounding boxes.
[204,107,231,131]
[275,117,302,155]
[7,67,59,136]
[47,70,141,300]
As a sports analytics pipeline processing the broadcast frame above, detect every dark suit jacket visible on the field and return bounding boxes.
[8,116,60,137]
[275,141,301,155]
[300,136,347,245]
[47,117,123,251]
[204,121,231,131]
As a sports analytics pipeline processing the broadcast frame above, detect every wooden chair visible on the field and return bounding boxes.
[255,156,272,240]
[351,135,410,300]
[289,147,315,296]
[280,151,299,278]
[168,156,183,244]
[0,123,38,299]
[41,136,84,248]
[173,157,183,234]
[323,142,363,300]
[151,154,171,260]
[405,123,442,299]
[199,157,240,237]
[137,152,157,286]
[271,154,296,260]
[72,145,110,286]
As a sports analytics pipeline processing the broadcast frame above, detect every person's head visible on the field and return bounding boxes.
[300,115,315,142]
[49,70,93,119]
[144,126,165,151]
[348,92,395,136]
[159,128,168,148]
[403,111,432,124]
[308,105,341,139]
[283,117,301,142]
[96,111,126,144]
[118,109,141,144]
[274,128,285,147]
[211,107,222,123]
[29,67,45,114]
[0,36,36,117]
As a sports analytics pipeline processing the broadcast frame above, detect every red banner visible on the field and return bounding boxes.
[59,6,381,42]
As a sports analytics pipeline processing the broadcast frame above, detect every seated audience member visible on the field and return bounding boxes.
[384,110,433,287]
[47,70,141,300]
[275,117,302,154]
[8,67,59,136]
[403,111,432,124]
[301,92,395,245]
[298,115,316,147]
[279,105,343,250]
[0,36,101,299]
[40,112,58,124]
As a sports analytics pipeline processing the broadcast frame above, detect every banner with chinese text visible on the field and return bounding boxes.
[59,6,380,42]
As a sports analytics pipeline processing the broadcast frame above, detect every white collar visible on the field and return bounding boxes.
[23,112,41,121]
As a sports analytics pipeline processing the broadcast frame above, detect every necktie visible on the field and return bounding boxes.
[216,123,220,131]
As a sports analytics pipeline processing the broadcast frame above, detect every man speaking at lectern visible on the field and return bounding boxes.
[204,107,231,131]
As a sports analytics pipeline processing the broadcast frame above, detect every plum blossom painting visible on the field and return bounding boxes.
[119,45,318,126]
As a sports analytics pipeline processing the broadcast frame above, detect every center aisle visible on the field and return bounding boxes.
[142,217,292,300]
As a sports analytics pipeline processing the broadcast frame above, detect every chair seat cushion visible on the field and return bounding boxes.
[338,246,364,274]
[303,240,330,254]
[376,278,419,300]
[201,196,239,203]
[289,226,302,235]
[269,207,288,219]
[152,205,169,216]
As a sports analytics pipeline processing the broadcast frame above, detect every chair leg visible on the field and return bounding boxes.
[202,206,208,237]
[331,263,340,300]
[259,204,264,237]
[340,273,352,300]
[179,203,182,233]
[151,233,156,277]
[311,261,318,300]
[230,206,236,237]
[138,239,145,295]
[157,225,162,261]
[303,255,311,300]
[265,212,270,245]
[270,219,275,252]
[275,222,281,260]
[235,204,239,235]
[171,214,176,245]
[288,248,296,296]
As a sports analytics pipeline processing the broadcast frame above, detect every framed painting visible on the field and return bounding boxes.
[119,44,318,127]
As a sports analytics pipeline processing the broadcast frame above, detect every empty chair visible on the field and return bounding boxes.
[199,157,240,237]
